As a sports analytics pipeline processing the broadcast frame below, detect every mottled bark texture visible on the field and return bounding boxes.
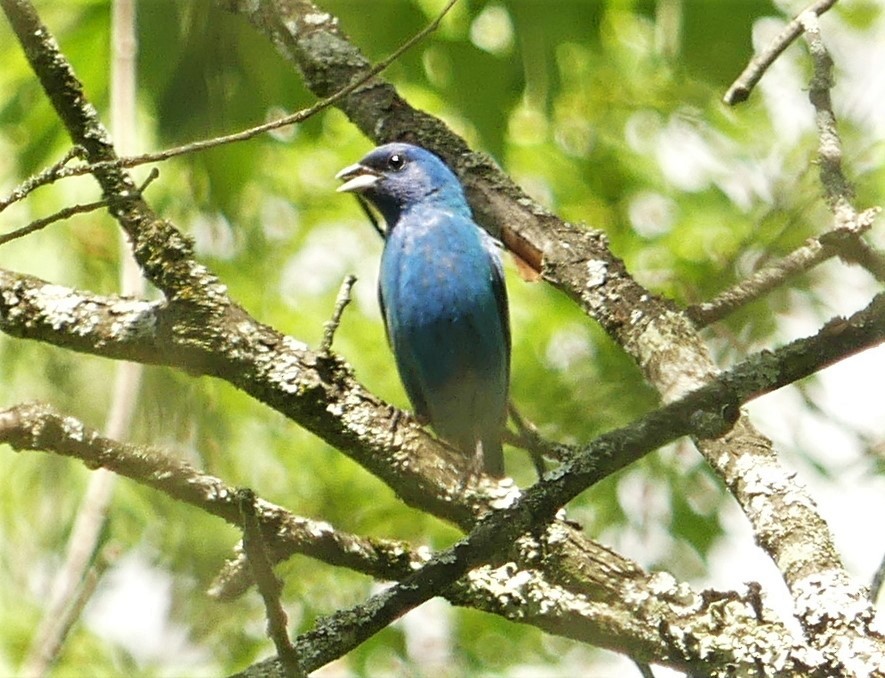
[0,0,883,675]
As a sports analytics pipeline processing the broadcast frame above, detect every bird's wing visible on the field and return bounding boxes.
[378,282,431,422]
[482,232,511,376]
[377,284,392,346]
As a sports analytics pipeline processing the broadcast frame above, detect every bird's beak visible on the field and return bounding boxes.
[336,163,381,193]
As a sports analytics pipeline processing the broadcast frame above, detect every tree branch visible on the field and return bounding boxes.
[723,0,838,105]
[687,208,879,327]
[0,168,159,247]
[239,489,306,678]
[1,0,225,299]
[218,1,882,662]
[235,289,885,675]
[0,278,872,673]
[0,145,84,213]
[2,0,882,673]
[802,10,855,219]
[0,400,807,675]
[0,267,653,636]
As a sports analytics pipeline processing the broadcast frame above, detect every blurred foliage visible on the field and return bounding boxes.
[0,0,882,675]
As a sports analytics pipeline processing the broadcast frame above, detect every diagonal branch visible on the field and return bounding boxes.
[238,489,306,678]
[0,145,85,213]
[0,168,159,247]
[723,0,838,105]
[3,0,882,671]
[0,266,640,627]
[239,290,885,675]
[0,400,803,675]
[0,267,489,528]
[3,266,881,672]
[802,10,856,220]
[687,208,880,327]
[0,400,427,582]
[219,0,882,658]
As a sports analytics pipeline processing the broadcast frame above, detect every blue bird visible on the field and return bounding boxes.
[336,143,510,477]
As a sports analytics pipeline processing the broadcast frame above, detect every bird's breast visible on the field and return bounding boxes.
[382,220,493,327]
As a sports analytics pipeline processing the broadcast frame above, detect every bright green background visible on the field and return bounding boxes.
[0,1,882,675]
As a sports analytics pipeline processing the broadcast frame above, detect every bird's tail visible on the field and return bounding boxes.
[479,437,505,478]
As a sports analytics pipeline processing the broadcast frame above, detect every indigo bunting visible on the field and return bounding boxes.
[336,143,510,477]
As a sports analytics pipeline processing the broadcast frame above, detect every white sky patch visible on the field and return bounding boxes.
[654,114,777,211]
[84,549,212,672]
[260,194,301,242]
[400,596,454,673]
[599,467,675,570]
[544,325,595,371]
[469,4,514,55]
[190,211,238,260]
[280,222,378,307]
[811,345,885,438]
[625,109,663,155]
[654,115,720,192]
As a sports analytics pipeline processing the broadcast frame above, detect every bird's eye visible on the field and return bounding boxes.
[387,154,405,171]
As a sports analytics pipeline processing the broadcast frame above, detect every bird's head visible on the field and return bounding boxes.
[336,143,468,225]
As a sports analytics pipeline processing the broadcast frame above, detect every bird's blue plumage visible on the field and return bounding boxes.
[337,143,510,477]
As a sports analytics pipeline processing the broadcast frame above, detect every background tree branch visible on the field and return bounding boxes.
[0,0,882,675]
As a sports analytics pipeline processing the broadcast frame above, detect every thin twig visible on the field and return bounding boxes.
[694,10,882,328]
[801,10,855,219]
[0,197,110,246]
[0,168,159,247]
[320,274,357,355]
[0,0,460,211]
[832,235,885,282]
[723,0,838,105]
[687,208,878,327]
[504,402,556,472]
[0,145,85,213]
[239,489,305,678]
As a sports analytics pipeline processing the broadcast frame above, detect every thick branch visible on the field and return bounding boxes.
[0,267,655,634]
[0,400,426,581]
[239,290,885,675]
[218,1,882,659]
[0,267,487,527]
[3,0,882,672]
[0,401,803,675]
[3,269,881,674]
[3,2,862,651]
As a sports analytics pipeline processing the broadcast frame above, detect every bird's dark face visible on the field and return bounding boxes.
[336,143,467,225]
